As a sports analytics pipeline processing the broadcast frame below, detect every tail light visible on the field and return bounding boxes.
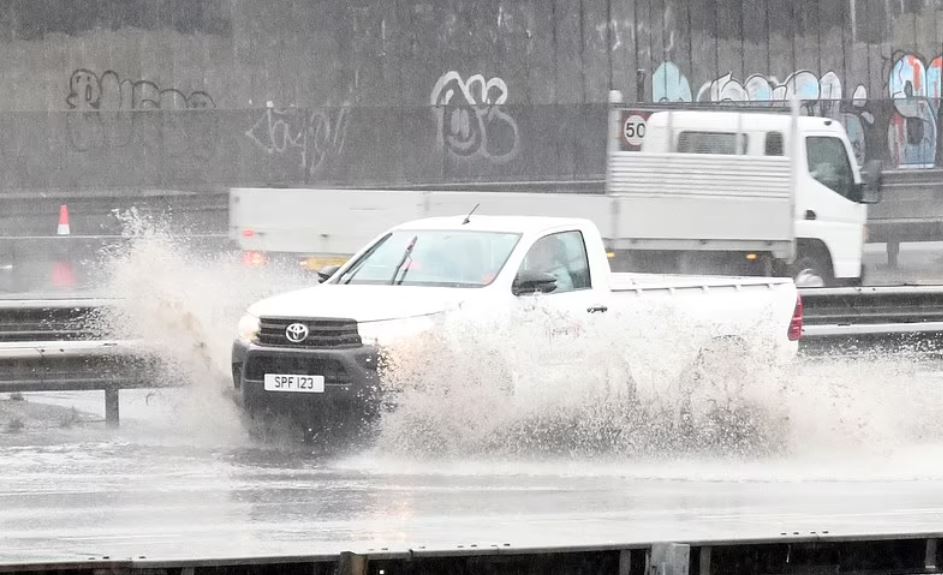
[242,250,267,267]
[788,295,803,341]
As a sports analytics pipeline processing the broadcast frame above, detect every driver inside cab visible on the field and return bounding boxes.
[522,235,574,293]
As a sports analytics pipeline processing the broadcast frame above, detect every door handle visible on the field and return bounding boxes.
[805,210,817,220]
[587,305,608,313]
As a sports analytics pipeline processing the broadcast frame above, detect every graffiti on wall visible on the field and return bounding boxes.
[66,69,215,111]
[652,63,872,165]
[651,62,692,103]
[886,52,942,168]
[430,71,519,164]
[65,69,217,160]
[245,104,350,182]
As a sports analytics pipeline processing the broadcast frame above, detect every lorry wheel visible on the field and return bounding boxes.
[792,254,833,288]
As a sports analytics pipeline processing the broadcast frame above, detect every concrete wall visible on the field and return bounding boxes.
[0,0,940,192]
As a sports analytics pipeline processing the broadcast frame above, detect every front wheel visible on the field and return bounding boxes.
[791,254,833,288]
[242,400,280,441]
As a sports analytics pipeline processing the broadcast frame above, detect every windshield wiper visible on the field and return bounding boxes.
[390,235,418,285]
[341,255,370,284]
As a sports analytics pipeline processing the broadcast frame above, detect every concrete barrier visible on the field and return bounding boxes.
[0,533,939,575]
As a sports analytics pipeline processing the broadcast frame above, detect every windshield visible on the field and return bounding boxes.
[335,230,520,287]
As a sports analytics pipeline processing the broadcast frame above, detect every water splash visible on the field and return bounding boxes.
[371,299,943,466]
[81,210,943,472]
[91,209,312,444]
[784,353,943,458]
[374,299,791,458]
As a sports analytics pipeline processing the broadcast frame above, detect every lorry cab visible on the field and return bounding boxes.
[609,108,880,286]
[795,119,873,282]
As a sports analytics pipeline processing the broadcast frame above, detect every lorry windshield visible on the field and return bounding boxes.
[336,230,521,287]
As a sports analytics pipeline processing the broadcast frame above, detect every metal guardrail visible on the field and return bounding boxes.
[0,298,165,426]
[3,287,942,425]
[867,169,943,238]
[865,168,943,267]
[17,289,940,345]
[800,286,943,332]
[798,286,943,356]
[0,297,110,341]
[0,532,941,575]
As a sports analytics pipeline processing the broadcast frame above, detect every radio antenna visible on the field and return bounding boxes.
[462,203,480,225]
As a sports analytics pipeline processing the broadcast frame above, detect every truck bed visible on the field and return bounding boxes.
[230,187,795,258]
[605,153,794,258]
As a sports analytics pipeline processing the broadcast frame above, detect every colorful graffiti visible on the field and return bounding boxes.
[696,71,844,109]
[651,63,872,165]
[651,62,691,102]
[652,63,863,108]
[886,52,941,168]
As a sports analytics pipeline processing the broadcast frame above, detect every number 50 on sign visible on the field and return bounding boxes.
[619,111,650,151]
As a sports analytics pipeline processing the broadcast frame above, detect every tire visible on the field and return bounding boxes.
[791,253,833,288]
[241,391,264,420]
[242,393,297,442]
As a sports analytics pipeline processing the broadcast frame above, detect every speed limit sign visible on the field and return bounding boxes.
[620,110,651,150]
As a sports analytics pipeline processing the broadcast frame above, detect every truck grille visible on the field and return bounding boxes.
[258,317,362,348]
[244,354,351,384]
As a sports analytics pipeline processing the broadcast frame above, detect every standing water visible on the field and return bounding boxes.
[73,213,943,479]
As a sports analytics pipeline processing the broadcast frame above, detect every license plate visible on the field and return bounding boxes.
[263,374,325,393]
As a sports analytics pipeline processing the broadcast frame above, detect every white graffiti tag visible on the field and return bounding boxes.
[245,104,349,180]
[430,71,519,164]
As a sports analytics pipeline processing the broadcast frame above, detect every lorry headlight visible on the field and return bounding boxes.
[237,313,261,344]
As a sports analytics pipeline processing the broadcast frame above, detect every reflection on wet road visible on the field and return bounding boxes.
[4,418,943,564]
[5,352,943,565]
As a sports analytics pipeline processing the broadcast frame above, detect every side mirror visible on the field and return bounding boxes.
[512,270,558,296]
[859,159,883,204]
[317,265,341,283]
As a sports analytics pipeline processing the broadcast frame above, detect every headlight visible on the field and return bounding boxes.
[237,313,261,344]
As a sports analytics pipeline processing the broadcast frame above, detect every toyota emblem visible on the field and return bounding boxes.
[285,322,309,343]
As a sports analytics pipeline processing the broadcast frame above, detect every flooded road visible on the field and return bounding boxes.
[4,229,943,566]
[4,431,943,565]
[4,360,943,566]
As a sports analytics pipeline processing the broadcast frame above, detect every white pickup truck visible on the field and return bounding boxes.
[231,215,802,441]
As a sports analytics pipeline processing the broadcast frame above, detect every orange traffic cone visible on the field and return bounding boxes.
[57,204,71,235]
[52,204,75,288]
